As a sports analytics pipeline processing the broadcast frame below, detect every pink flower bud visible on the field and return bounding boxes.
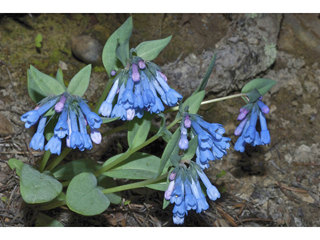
[184,115,191,128]
[55,95,67,113]
[138,60,146,69]
[131,63,140,82]
[164,181,175,200]
[126,109,135,121]
[159,71,167,82]
[169,172,176,181]
[90,128,102,144]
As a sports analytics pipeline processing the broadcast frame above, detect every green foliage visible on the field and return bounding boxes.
[37,192,66,211]
[8,158,24,177]
[156,113,172,142]
[163,199,170,209]
[52,158,101,181]
[35,213,64,227]
[178,91,205,118]
[102,152,164,180]
[216,170,226,178]
[44,116,58,141]
[102,17,133,77]
[96,175,122,204]
[181,137,198,160]
[35,33,43,48]
[156,128,181,177]
[66,172,110,216]
[241,78,276,102]
[127,113,152,149]
[67,64,91,97]
[20,164,62,204]
[135,36,172,61]
[192,53,217,96]
[55,68,64,86]
[28,65,66,103]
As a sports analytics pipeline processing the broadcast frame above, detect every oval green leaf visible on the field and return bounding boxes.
[20,164,63,204]
[29,65,66,97]
[241,78,276,96]
[8,158,24,177]
[135,36,172,61]
[67,64,91,97]
[102,17,132,77]
[66,172,110,216]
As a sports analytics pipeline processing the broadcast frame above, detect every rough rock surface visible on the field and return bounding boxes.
[163,14,282,98]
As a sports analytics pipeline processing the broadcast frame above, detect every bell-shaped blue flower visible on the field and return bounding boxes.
[99,79,119,117]
[140,72,155,107]
[78,99,102,129]
[120,77,135,109]
[184,180,197,211]
[78,111,93,150]
[170,176,184,205]
[190,179,209,213]
[197,169,221,201]
[69,109,84,150]
[54,104,69,138]
[45,135,62,155]
[29,116,47,150]
[259,111,270,145]
[21,98,57,128]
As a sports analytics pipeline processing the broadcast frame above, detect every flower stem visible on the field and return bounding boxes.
[163,93,247,113]
[39,150,51,173]
[93,117,182,176]
[101,173,168,194]
[101,124,127,137]
[44,148,72,172]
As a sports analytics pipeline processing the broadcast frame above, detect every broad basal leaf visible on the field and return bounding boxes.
[67,64,91,97]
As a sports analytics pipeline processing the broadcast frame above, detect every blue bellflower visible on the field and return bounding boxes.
[234,99,271,152]
[21,92,102,155]
[190,116,231,170]
[98,59,182,121]
[165,163,221,225]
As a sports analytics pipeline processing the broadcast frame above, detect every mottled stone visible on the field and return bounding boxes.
[0,113,13,136]
[71,35,103,66]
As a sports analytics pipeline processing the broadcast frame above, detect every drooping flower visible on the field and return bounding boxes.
[164,162,220,225]
[178,113,231,170]
[234,97,271,152]
[21,92,102,155]
[98,58,182,121]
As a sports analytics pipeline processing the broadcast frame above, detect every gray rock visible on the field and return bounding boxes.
[71,35,103,66]
[162,14,282,98]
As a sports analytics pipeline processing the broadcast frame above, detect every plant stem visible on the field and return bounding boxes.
[44,148,72,172]
[163,93,247,113]
[102,173,168,194]
[102,124,127,137]
[94,117,182,176]
[93,79,114,114]
[39,150,51,172]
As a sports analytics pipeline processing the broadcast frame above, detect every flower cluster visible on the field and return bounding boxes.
[21,92,102,155]
[164,163,220,225]
[179,114,231,170]
[234,97,270,152]
[99,58,182,121]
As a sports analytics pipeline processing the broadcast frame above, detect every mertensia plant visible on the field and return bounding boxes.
[8,16,276,225]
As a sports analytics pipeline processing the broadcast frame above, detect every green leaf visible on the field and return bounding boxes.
[20,164,63,204]
[147,180,169,191]
[102,152,163,180]
[96,175,121,204]
[156,127,181,177]
[37,192,66,211]
[102,17,133,77]
[116,40,128,67]
[67,64,92,97]
[29,65,66,97]
[241,78,276,96]
[8,158,24,177]
[163,199,170,209]
[35,33,42,48]
[157,113,172,142]
[27,68,47,103]
[44,116,58,141]
[56,68,66,88]
[181,137,198,160]
[35,213,64,227]
[127,112,153,149]
[52,159,101,181]
[170,155,181,167]
[66,172,110,216]
[177,91,205,118]
[135,36,172,61]
[192,53,217,96]
[101,116,120,124]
